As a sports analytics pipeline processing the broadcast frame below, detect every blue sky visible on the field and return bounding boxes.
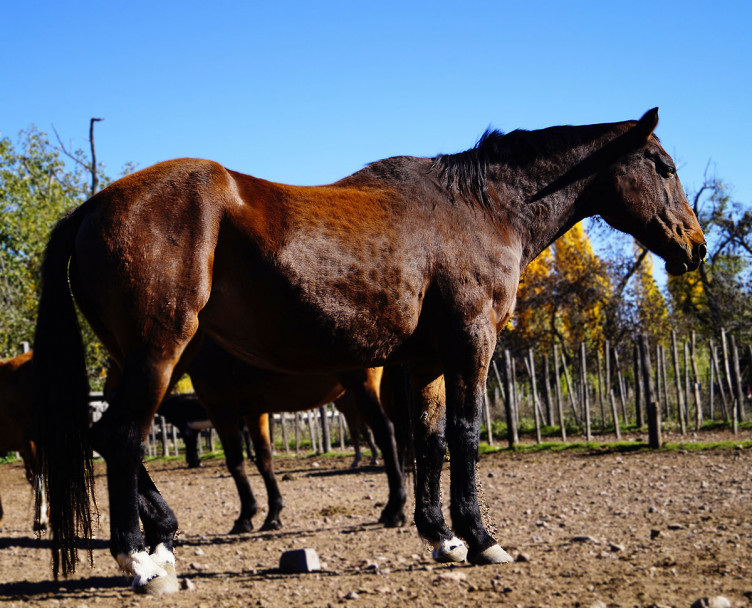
[2,1,750,210]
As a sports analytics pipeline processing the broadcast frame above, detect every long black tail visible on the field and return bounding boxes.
[33,204,95,578]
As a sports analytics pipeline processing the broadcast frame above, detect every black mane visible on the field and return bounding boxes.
[431,129,505,212]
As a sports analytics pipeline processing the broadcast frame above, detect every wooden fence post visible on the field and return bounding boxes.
[560,351,580,426]
[320,405,331,453]
[543,354,553,427]
[526,349,542,444]
[503,349,519,448]
[553,344,566,441]
[639,334,662,449]
[731,335,745,425]
[633,341,643,428]
[580,343,592,441]
[613,348,628,425]
[690,331,703,430]
[159,415,170,457]
[720,329,738,435]
[670,331,687,434]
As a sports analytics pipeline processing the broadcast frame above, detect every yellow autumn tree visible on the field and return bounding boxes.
[511,221,611,356]
[633,248,670,340]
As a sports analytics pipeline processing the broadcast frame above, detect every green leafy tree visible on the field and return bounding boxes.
[668,176,752,342]
[0,126,111,385]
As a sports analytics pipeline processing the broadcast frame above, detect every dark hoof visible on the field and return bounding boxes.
[187,461,202,469]
[33,521,47,533]
[259,518,282,531]
[350,459,361,469]
[378,508,406,528]
[228,519,253,534]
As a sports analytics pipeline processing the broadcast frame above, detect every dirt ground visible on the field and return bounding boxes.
[2,431,752,608]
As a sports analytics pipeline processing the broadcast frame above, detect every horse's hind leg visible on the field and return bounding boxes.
[90,355,182,593]
[212,412,260,534]
[137,465,178,573]
[338,369,406,527]
[247,413,283,531]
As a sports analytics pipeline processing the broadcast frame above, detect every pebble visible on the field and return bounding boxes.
[180,578,196,591]
[569,535,600,544]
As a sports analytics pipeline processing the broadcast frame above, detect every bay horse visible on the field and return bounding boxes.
[0,351,47,532]
[32,108,705,593]
[184,337,400,534]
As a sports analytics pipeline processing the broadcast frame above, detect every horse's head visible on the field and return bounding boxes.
[594,108,706,275]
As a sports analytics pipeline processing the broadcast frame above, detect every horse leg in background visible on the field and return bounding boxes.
[246,413,283,531]
[338,369,406,527]
[90,356,181,594]
[181,426,201,468]
[22,444,48,532]
[210,412,259,534]
[363,426,380,466]
[409,371,467,562]
[344,415,363,468]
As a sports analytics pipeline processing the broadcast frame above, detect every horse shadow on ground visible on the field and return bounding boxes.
[0,536,108,551]
[0,575,128,599]
[175,521,385,549]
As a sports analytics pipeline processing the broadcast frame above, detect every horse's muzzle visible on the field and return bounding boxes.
[665,240,707,275]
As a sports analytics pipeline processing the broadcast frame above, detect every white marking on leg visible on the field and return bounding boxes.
[35,478,48,530]
[431,536,468,563]
[150,542,175,567]
[117,550,167,589]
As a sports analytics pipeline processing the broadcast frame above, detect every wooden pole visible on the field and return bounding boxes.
[160,415,170,457]
[527,349,542,444]
[731,335,745,426]
[613,348,628,425]
[553,344,566,441]
[503,349,519,448]
[560,352,580,426]
[721,329,738,434]
[690,331,703,430]
[596,349,605,429]
[543,353,553,427]
[670,331,687,434]
[633,341,643,428]
[639,334,662,448]
[320,405,331,453]
[579,343,591,440]
[710,341,729,421]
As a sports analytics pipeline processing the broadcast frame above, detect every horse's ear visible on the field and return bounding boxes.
[633,107,659,143]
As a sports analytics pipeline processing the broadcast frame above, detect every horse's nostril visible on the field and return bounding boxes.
[698,242,707,260]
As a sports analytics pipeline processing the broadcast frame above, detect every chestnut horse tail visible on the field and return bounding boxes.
[33,204,95,578]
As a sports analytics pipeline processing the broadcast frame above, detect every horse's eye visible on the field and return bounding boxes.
[651,155,675,178]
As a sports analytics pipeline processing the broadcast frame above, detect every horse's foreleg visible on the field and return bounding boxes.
[410,372,466,562]
[443,334,513,566]
[247,413,283,531]
[338,370,406,528]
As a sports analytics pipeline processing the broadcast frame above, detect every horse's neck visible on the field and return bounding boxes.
[492,127,620,269]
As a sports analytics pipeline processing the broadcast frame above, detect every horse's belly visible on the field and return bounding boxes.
[198,275,419,373]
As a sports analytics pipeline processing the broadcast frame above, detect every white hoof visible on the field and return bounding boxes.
[118,550,179,594]
[470,543,514,565]
[432,536,468,563]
